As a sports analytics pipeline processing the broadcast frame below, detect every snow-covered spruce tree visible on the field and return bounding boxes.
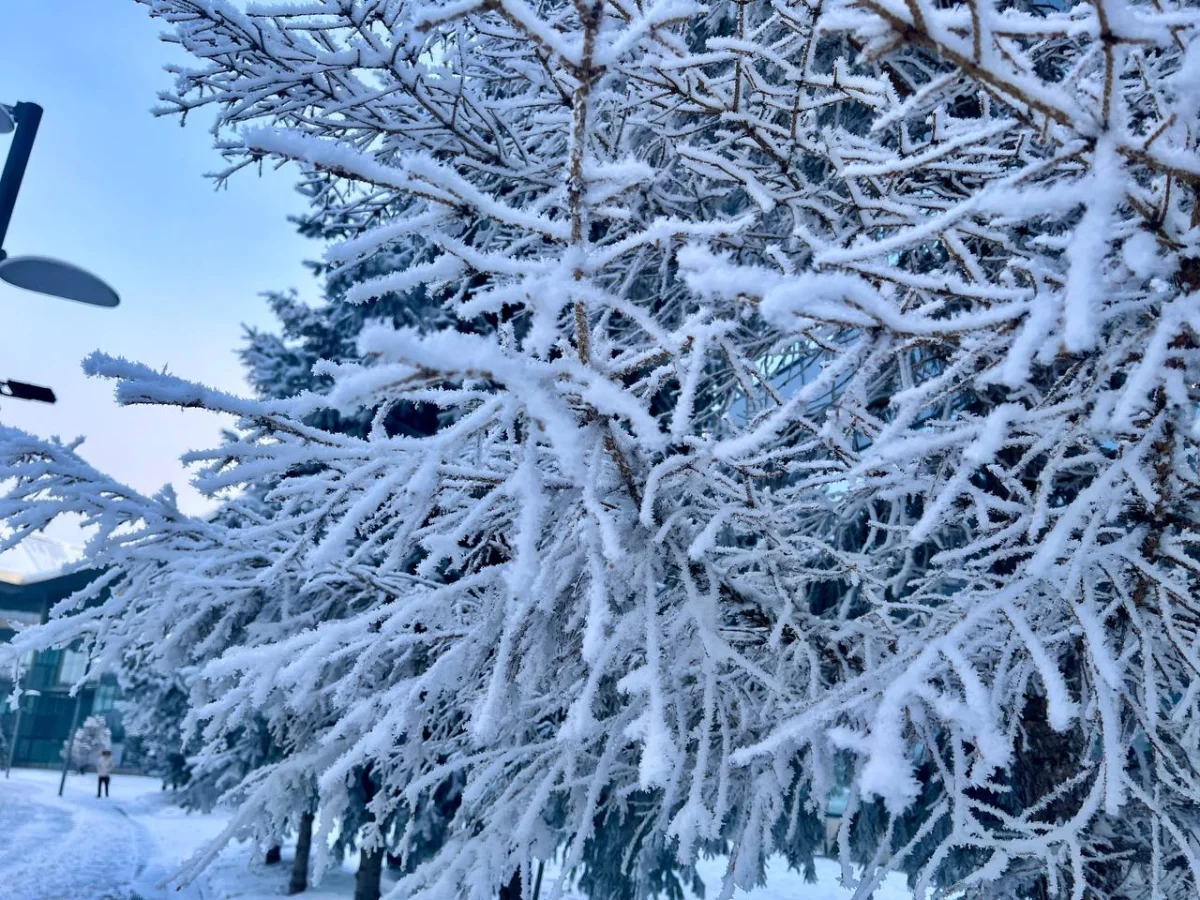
[241,214,456,900]
[3,0,1200,898]
[119,652,285,821]
[250,205,705,900]
[119,669,193,788]
[117,496,314,878]
[238,205,699,899]
[240,203,452,441]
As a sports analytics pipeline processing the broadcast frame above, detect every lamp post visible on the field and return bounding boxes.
[58,658,91,797]
[0,102,119,307]
[1,101,120,406]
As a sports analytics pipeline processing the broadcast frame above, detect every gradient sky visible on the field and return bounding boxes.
[1,2,320,541]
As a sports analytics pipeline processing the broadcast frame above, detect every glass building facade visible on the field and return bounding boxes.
[1,568,125,768]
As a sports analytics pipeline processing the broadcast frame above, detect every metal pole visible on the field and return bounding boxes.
[0,102,42,255]
[57,659,89,797]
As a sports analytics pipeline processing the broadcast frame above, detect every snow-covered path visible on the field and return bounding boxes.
[0,768,379,900]
[0,768,916,900]
[0,768,234,900]
[0,770,154,900]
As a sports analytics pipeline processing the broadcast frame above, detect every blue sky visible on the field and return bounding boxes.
[1,2,320,537]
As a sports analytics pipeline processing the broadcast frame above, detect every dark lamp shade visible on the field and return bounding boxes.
[0,255,119,307]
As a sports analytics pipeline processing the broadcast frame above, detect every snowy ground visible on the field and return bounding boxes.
[0,768,369,900]
[0,767,913,900]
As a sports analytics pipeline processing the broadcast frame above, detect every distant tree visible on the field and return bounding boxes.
[64,715,111,774]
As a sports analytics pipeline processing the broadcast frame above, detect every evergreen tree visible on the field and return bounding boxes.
[119,670,191,789]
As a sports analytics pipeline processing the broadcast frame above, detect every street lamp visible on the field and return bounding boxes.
[0,102,119,308]
[58,658,92,797]
[1,101,119,406]
[0,379,55,404]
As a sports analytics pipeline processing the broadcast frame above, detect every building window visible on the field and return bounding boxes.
[57,649,88,686]
[92,683,119,713]
[29,650,61,691]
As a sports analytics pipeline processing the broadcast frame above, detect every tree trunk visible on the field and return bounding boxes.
[354,845,385,900]
[498,864,543,900]
[354,767,384,900]
[1017,692,1086,900]
[499,870,521,900]
[265,844,282,865]
[288,810,315,895]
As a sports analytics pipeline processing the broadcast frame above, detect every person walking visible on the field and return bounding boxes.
[96,748,114,798]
